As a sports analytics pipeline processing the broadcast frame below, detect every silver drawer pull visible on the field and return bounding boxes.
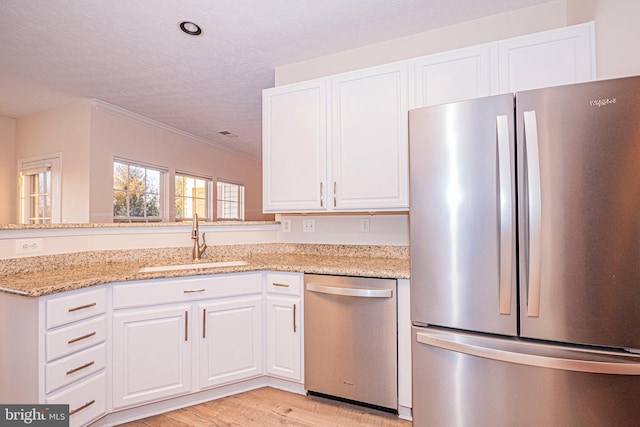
[68,302,97,313]
[272,282,290,288]
[66,361,95,376]
[67,332,96,345]
[69,399,95,416]
[183,288,205,293]
[293,304,297,333]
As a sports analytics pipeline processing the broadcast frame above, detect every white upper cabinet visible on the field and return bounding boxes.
[262,79,328,212]
[498,22,595,93]
[263,63,409,213]
[262,22,594,214]
[331,62,409,211]
[411,45,496,108]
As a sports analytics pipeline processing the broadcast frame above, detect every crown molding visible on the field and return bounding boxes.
[90,99,256,161]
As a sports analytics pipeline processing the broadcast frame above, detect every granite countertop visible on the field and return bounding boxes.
[0,244,410,297]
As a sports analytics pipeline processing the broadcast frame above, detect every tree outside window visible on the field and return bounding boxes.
[175,174,211,220]
[217,180,244,220]
[113,161,163,221]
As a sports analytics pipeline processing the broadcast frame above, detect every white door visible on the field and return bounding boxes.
[262,79,328,212]
[331,62,409,211]
[498,22,595,93]
[412,45,496,108]
[112,305,192,409]
[266,296,301,381]
[198,296,263,389]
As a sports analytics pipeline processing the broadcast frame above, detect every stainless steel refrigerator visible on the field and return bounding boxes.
[409,76,640,427]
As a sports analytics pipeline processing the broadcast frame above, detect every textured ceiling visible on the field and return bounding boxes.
[0,0,549,159]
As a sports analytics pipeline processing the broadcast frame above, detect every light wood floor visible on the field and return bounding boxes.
[119,387,412,427]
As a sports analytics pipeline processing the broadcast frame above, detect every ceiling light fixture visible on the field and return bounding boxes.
[179,21,202,36]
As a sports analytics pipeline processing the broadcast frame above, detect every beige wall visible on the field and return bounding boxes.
[89,104,269,222]
[10,100,269,224]
[276,0,640,86]
[0,116,17,223]
[276,1,568,85]
[567,0,640,79]
[15,101,92,223]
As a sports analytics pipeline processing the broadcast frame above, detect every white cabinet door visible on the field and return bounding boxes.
[262,79,328,212]
[498,22,595,93]
[331,62,409,210]
[412,45,496,108]
[112,305,192,409]
[266,296,301,381]
[198,296,263,389]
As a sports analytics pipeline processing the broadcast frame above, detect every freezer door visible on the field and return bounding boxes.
[517,76,640,350]
[409,94,517,335]
[413,327,640,427]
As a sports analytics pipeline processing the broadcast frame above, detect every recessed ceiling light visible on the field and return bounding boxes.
[179,21,202,36]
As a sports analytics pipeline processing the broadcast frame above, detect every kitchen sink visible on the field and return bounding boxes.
[139,260,248,273]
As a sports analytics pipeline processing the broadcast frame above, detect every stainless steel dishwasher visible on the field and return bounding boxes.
[304,273,398,411]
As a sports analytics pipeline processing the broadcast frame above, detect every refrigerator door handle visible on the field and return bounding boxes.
[416,331,640,375]
[496,115,512,315]
[306,283,393,298]
[524,110,542,318]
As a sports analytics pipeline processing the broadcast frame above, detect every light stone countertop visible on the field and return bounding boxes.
[0,244,410,297]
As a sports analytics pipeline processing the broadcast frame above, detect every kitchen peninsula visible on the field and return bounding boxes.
[0,222,411,426]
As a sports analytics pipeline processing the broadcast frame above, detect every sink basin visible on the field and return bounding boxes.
[139,260,248,273]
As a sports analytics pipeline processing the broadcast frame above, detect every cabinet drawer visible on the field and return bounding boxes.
[46,343,106,393]
[113,273,262,309]
[46,288,107,329]
[266,272,302,296]
[46,316,107,362]
[47,371,107,427]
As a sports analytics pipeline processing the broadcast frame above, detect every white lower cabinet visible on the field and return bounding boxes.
[111,272,265,410]
[0,270,309,426]
[199,296,263,388]
[265,272,303,382]
[47,372,108,427]
[0,287,109,427]
[112,304,192,409]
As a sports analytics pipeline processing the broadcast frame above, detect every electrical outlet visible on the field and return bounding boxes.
[302,219,315,233]
[16,238,43,255]
[281,219,291,232]
[361,218,370,233]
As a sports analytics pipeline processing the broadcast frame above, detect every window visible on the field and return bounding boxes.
[19,154,61,224]
[217,180,244,220]
[175,173,212,221]
[113,159,165,222]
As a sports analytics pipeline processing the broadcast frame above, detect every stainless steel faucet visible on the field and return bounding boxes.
[191,213,207,260]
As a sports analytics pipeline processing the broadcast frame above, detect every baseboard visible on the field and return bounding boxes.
[90,376,304,426]
[398,404,413,421]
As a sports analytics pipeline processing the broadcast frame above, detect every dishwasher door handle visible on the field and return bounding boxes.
[306,283,393,298]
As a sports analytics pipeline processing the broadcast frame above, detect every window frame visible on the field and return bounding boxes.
[216,179,245,221]
[174,171,214,221]
[18,153,62,225]
[113,158,167,223]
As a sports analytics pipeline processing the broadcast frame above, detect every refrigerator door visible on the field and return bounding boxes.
[517,76,640,350]
[413,327,640,427]
[409,94,517,335]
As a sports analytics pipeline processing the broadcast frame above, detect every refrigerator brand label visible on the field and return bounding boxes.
[590,98,617,107]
